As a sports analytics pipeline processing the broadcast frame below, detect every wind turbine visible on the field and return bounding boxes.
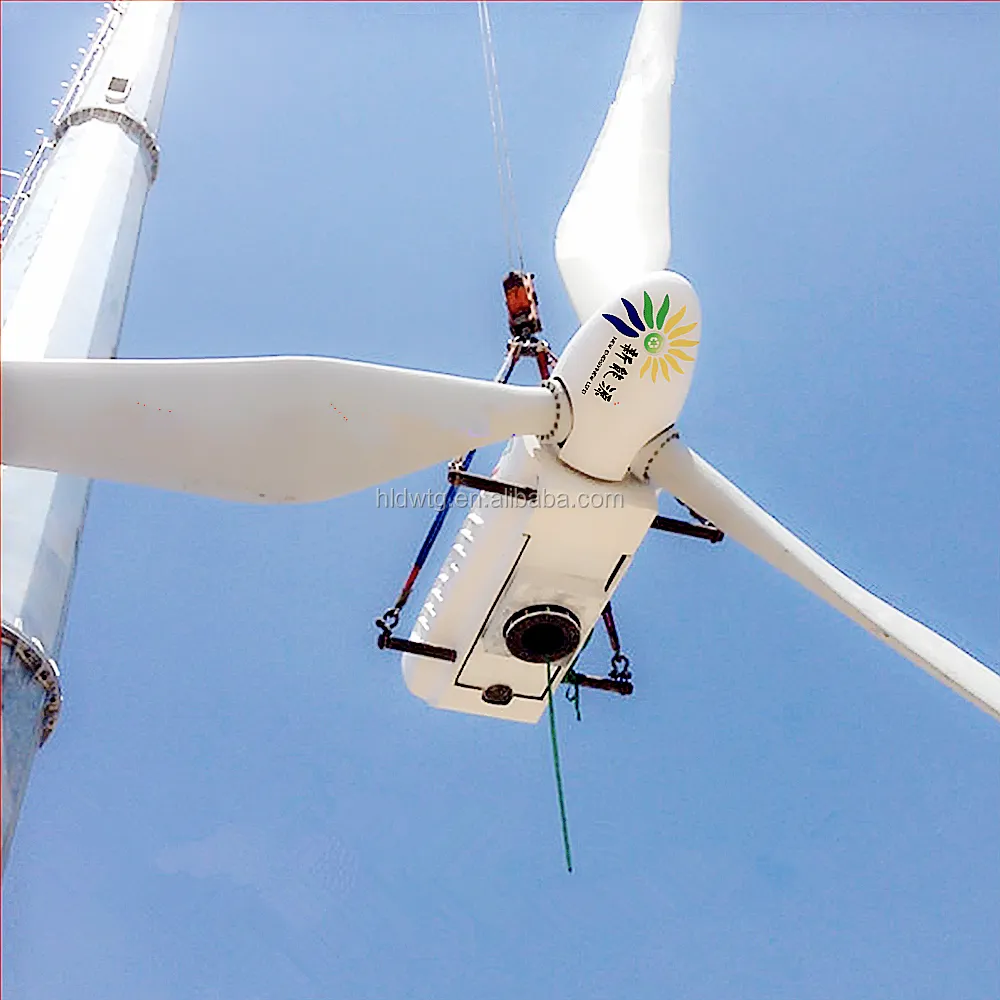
[2,2,997,864]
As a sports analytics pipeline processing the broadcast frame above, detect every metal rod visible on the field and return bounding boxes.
[564,669,634,696]
[601,604,621,653]
[377,634,457,662]
[446,469,537,503]
[650,514,724,543]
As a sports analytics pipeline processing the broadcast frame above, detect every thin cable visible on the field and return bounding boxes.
[477,0,512,267]
[546,660,573,873]
[477,1,525,271]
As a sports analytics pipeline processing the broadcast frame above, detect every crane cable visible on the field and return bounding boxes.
[477,1,525,272]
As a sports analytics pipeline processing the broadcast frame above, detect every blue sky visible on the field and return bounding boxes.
[3,3,999,997]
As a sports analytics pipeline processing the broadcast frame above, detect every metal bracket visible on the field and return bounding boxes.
[447,468,538,503]
[1,620,63,746]
[564,669,633,697]
[377,633,457,662]
[54,106,160,182]
[650,514,724,544]
[539,377,572,444]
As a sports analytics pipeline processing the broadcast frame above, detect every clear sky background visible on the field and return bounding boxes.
[2,3,999,998]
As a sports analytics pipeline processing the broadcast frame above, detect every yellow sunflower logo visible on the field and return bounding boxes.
[638,293,699,383]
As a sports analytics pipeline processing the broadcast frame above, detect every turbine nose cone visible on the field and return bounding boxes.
[552,270,702,481]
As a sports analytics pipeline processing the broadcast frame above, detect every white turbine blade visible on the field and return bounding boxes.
[1,357,557,504]
[640,434,1000,722]
[555,1,681,324]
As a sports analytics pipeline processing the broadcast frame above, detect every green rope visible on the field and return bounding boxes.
[546,660,573,873]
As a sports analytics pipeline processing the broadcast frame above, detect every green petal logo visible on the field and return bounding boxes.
[637,291,699,383]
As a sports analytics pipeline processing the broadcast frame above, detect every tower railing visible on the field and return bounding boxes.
[1,1,127,244]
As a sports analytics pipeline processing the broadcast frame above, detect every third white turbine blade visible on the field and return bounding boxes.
[1,356,557,504]
[555,1,682,325]
[639,434,1000,722]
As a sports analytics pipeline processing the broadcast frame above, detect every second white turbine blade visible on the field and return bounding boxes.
[640,434,1000,722]
[1,356,557,504]
[555,1,682,324]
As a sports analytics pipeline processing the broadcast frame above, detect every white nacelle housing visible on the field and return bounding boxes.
[402,436,658,722]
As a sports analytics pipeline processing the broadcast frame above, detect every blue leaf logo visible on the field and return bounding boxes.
[602,297,645,338]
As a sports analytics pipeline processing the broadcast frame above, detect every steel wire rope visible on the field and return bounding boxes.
[477,1,525,272]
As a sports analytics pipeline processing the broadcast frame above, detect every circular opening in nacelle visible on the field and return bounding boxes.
[521,622,566,657]
[503,605,581,664]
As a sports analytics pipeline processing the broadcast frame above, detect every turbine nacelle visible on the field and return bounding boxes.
[402,434,658,722]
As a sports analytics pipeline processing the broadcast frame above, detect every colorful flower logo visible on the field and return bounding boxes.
[603,293,699,383]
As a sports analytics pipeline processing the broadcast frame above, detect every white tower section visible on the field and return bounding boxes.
[1,1,181,869]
